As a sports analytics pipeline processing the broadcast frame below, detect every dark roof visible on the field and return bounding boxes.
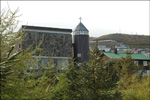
[104,52,150,60]
[22,25,72,32]
[74,22,89,32]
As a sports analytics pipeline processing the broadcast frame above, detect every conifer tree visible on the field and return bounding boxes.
[0,7,58,99]
[59,41,122,100]
[113,51,140,89]
[0,7,23,89]
[80,41,122,100]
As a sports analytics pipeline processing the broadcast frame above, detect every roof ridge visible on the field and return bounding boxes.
[104,52,150,60]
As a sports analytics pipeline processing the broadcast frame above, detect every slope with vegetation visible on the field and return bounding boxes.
[90,33,150,48]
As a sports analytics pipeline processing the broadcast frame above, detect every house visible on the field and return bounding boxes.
[115,45,131,53]
[139,48,150,58]
[115,45,127,49]
[101,51,150,75]
[102,52,150,68]
[145,53,150,58]
[98,40,117,43]
[131,48,139,54]
[98,45,111,52]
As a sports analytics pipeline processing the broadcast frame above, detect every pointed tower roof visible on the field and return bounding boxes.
[74,22,89,32]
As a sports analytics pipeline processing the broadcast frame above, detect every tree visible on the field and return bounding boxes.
[55,41,122,100]
[0,7,58,99]
[0,6,24,90]
[121,75,150,100]
[80,41,122,100]
[112,51,140,89]
[103,59,120,83]
[112,52,150,100]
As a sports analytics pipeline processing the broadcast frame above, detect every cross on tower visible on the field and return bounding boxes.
[79,17,82,22]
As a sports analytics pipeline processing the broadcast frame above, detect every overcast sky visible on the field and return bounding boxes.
[1,1,150,37]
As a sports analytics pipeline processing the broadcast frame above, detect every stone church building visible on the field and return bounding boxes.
[18,20,89,69]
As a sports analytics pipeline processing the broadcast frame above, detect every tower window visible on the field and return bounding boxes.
[77,54,81,57]
[80,31,84,34]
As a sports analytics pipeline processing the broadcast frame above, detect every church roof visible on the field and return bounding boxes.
[22,25,72,33]
[74,22,89,32]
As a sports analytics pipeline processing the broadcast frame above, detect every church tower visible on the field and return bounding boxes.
[73,17,89,63]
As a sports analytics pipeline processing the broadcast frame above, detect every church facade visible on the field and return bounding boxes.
[18,21,89,69]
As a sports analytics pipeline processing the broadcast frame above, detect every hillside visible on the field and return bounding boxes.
[90,33,150,48]
[89,37,97,41]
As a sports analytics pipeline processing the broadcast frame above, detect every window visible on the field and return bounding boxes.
[77,53,81,57]
[134,61,138,66]
[80,31,84,34]
[57,59,69,70]
[28,33,31,39]
[19,44,21,48]
[41,58,48,66]
[143,61,147,66]
[29,62,38,69]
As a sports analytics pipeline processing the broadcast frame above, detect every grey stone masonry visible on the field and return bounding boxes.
[21,25,72,57]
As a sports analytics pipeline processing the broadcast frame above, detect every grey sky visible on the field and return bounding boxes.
[1,1,149,37]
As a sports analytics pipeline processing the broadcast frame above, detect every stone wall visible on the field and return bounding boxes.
[22,31,72,57]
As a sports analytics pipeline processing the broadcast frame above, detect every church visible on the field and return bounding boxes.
[18,19,89,69]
